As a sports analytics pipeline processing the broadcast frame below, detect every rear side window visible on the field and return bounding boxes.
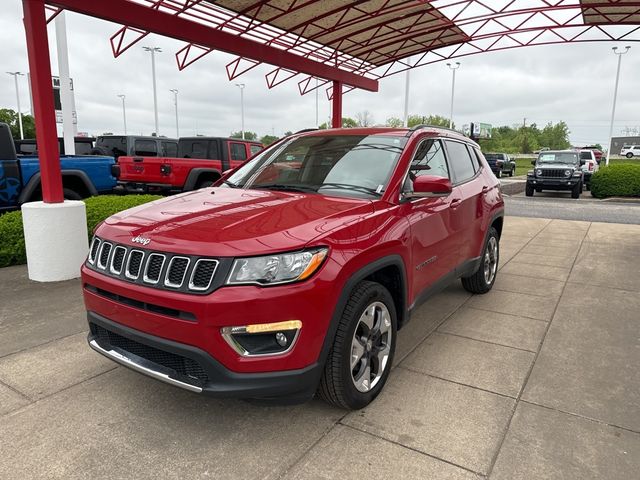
[580,152,592,160]
[409,139,449,179]
[445,140,476,184]
[230,142,247,161]
[96,136,127,157]
[134,140,157,156]
[250,144,263,156]
[162,141,178,157]
[75,142,93,155]
[181,141,208,159]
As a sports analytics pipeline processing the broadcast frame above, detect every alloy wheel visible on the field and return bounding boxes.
[483,236,499,285]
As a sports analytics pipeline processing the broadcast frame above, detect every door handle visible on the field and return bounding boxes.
[450,198,462,208]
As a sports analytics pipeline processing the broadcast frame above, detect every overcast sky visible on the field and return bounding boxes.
[1,1,638,147]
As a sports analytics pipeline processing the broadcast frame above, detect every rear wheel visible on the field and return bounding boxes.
[196,179,215,189]
[496,170,502,178]
[626,152,634,158]
[318,281,397,410]
[461,227,499,294]
[63,188,82,200]
[508,167,514,177]
[525,184,534,196]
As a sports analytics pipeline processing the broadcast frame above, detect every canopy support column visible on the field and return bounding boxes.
[332,81,342,128]
[23,0,63,203]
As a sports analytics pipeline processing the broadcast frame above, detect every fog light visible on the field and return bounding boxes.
[221,320,302,356]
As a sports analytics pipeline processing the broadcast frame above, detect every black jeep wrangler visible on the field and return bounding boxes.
[526,150,584,199]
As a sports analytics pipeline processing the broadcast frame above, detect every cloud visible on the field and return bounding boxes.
[1,0,638,147]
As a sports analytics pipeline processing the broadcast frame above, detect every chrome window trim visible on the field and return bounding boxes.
[97,242,113,270]
[188,259,219,291]
[109,246,128,275]
[164,256,191,289]
[125,249,145,280]
[220,326,301,357]
[143,253,166,284]
[88,237,101,265]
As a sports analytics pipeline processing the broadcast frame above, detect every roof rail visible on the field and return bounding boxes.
[405,124,461,137]
[294,128,319,134]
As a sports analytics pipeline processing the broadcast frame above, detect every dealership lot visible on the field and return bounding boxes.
[1,216,639,479]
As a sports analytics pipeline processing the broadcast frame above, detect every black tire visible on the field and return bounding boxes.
[571,182,581,199]
[63,188,82,200]
[196,180,214,189]
[626,153,633,158]
[525,184,534,196]
[461,227,499,294]
[585,182,590,191]
[318,281,397,410]
[497,170,502,179]
[508,167,514,177]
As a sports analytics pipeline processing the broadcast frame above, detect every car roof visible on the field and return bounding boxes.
[295,126,477,146]
[179,136,262,144]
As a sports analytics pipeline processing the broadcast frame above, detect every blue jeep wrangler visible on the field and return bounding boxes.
[0,123,118,211]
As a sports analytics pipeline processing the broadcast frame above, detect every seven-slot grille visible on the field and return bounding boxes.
[539,169,567,178]
[87,237,218,294]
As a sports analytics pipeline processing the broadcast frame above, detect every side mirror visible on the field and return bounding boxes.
[531,160,536,166]
[406,175,452,199]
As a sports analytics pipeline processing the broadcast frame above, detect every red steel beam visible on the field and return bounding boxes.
[332,81,342,128]
[46,0,378,92]
[23,0,64,203]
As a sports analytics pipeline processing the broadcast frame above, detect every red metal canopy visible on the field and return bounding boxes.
[22,0,640,203]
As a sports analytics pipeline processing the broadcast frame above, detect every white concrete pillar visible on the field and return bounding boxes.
[21,200,88,282]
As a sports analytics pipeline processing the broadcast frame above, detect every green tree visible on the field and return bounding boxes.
[406,114,453,129]
[230,131,257,140]
[0,108,36,139]
[385,117,404,127]
[259,134,279,145]
[318,117,358,129]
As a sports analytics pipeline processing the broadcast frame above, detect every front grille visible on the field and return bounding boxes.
[98,242,112,269]
[190,259,218,291]
[144,253,165,284]
[90,323,208,387]
[126,250,144,279]
[110,246,127,274]
[539,169,566,178]
[87,237,222,294]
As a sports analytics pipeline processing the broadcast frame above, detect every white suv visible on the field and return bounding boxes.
[621,145,640,158]
[579,150,598,190]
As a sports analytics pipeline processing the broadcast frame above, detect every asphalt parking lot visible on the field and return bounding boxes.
[1,216,639,479]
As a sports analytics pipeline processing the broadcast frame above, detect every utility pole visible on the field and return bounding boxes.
[446,62,460,129]
[6,72,24,139]
[117,95,127,134]
[315,77,319,128]
[403,68,410,127]
[235,83,245,139]
[170,89,179,137]
[607,46,631,165]
[143,46,162,135]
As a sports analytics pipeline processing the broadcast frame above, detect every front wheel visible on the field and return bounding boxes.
[318,281,397,410]
[525,184,534,196]
[508,167,514,177]
[626,153,634,158]
[461,227,499,294]
[496,170,502,178]
[571,182,581,199]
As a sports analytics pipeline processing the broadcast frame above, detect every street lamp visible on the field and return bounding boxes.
[6,71,25,139]
[235,83,245,139]
[117,94,127,135]
[606,46,631,165]
[169,89,179,137]
[446,62,460,129]
[143,46,162,136]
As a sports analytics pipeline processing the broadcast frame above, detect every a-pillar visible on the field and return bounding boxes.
[21,0,88,281]
[331,80,342,128]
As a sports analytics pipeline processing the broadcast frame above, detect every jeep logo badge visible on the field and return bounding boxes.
[131,235,151,246]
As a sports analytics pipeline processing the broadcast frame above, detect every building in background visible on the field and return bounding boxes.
[611,136,640,155]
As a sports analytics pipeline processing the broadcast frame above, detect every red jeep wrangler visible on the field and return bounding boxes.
[117,136,263,193]
[82,126,504,409]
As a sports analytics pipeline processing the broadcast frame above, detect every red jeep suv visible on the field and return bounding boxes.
[82,126,504,409]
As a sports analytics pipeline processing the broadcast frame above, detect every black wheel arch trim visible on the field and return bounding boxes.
[183,168,222,191]
[18,170,98,203]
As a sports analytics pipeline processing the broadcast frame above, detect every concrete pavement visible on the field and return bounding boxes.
[1,217,639,479]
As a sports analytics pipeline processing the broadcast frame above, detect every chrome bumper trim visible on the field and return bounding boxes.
[89,339,203,393]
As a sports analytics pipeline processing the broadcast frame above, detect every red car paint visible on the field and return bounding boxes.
[82,127,504,390]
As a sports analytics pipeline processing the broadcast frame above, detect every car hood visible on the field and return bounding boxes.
[96,188,374,256]
[536,163,578,169]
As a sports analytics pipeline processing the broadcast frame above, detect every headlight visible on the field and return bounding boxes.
[227,248,328,285]
[535,169,543,176]
[564,170,571,177]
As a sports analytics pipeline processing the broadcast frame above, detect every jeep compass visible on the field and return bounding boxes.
[82,126,504,409]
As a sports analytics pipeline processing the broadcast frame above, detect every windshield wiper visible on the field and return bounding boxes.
[252,183,318,193]
[318,182,383,196]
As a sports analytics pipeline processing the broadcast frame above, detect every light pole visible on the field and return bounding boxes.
[6,72,25,139]
[606,46,631,165]
[446,62,460,129]
[143,46,162,136]
[169,89,179,137]
[117,95,127,134]
[235,83,245,139]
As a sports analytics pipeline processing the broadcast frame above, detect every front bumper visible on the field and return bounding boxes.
[88,311,322,401]
[527,176,580,190]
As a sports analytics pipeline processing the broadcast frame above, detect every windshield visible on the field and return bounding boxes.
[537,152,579,165]
[484,154,502,161]
[224,134,408,199]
